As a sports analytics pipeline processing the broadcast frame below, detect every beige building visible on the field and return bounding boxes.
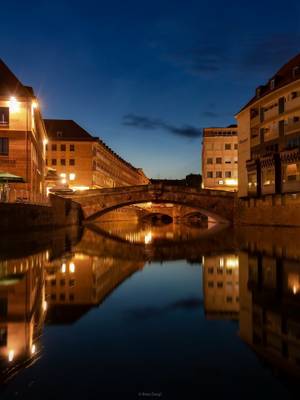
[202,126,238,191]
[202,254,239,319]
[0,59,48,201]
[236,53,300,198]
[44,119,148,192]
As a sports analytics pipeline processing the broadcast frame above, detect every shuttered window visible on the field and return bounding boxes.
[0,138,9,155]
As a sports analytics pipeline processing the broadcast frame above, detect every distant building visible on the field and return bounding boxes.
[202,125,238,191]
[236,53,300,198]
[0,59,48,200]
[150,173,202,189]
[44,119,148,191]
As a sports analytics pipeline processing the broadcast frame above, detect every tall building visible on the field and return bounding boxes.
[0,59,48,200]
[44,119,148,191]
[236,53,300,198]
[202,126,238,191]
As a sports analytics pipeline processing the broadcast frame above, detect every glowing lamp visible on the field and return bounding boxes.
[69,173,76,181]
[144,232,152,245]
[32,101,38,109]
[9,96,20,112]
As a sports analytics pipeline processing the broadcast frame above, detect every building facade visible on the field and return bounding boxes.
[44,119,148,191]
[202,126,238,191]
[236,53,300,198]
[202,254,239,319]
[0,60,48,200]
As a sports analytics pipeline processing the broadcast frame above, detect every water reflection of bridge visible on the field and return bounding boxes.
[1,225,300,385]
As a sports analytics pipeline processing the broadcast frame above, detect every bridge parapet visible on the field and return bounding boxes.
[61,184,236,223]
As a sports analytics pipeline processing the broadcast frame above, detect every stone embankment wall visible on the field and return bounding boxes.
[0,195,82,232]
[236,193,300,226]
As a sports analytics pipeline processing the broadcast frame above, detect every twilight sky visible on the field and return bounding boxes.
[2,0,300,178]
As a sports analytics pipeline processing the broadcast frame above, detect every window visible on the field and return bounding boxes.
[234,143,238,150]
[70,144,75,151]
[51,294,56,301]
[59,293,66,301]
[61,144,66,151]
[0,138,9,155]
[51,279,56,286]
[225,158,231,164]
[207,158,213,164]
[225,143,231,150]
[234,157,238,164]
[69,159,75,166]
[69,294,75,301]
[216,171,222,178]
[217,268,223,274]
[61,159,66,166]
[225,171,231,178]
[69,279,75,287]
[57,131,62,138]
[51,159,57,166]
[51,144,57,151]
[216,157,222,164]
[226,296,233,303]
[0,107,9,126]
[217,282,223,288]
[208,281,214,288]
[60,279,65,286]
[208,267,214,274]
[207,171,213,178]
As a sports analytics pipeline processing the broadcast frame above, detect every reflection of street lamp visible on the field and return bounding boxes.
[144,232,152,244]
[8,350,14,362]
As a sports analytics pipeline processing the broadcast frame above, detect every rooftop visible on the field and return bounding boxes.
[0,59,34,98]
[44,119,145,174]
[237,53,300,114]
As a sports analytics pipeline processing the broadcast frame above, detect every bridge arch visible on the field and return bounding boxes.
[63,184,235,224]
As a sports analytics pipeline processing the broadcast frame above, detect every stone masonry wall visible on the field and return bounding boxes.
[236,193,300,226]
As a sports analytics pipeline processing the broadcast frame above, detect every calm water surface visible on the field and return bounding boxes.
[0,221,300,399]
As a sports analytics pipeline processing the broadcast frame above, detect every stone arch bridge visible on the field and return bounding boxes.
[60,184,236,224]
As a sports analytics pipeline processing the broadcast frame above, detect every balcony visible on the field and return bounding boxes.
[285,95,300,113]
[264,128,278,142]
[264,106,278,122]
[250,115,260,127]
[285,120,300,135]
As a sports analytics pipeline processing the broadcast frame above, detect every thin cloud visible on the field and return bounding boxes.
[123,114,202,139]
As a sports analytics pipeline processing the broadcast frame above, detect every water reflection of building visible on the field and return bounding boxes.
[45,252,144,323]
[239,250,300,379]
[0,252,47,380]
[202,254,239,319]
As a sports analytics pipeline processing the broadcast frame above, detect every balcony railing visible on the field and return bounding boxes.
[285,96,300,113]
[264,106,278,121]
[285,120,300,135]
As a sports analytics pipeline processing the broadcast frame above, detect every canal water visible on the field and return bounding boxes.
[0,220,300,399]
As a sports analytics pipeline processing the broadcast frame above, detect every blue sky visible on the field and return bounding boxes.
[2,0,300,178]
